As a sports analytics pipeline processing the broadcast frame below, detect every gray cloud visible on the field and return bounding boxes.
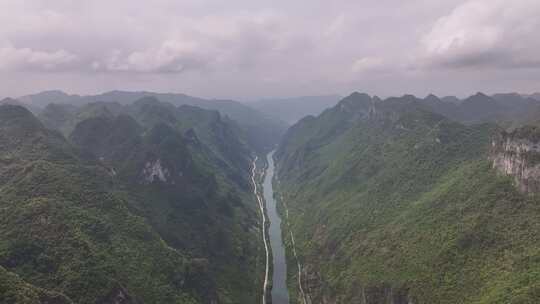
[0,0,538,99]
[421,0,540,70]
[0,43,79,71]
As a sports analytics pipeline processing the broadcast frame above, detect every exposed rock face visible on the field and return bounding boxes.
[490,126,540,194]
[142,158,170,183]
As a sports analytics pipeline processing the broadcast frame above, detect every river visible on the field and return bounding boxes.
[262,152,290,304]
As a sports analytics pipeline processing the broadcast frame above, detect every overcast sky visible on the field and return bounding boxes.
[0,0,539,100]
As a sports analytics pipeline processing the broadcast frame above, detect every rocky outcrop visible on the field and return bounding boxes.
[490,126,540,194]
[142,158,170,183]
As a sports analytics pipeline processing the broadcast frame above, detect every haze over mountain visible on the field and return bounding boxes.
[2,1,540,304]
[249,95,342,125]
[19,90,286,153]
[3,88,540,303]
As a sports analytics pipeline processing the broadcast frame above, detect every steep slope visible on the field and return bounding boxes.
[0,105,264,303]
[38,101,126,136]
[38,103,80,134]
[127,97,253,180]
[491,125,540,194]
[68,103,264,303]
[0,98,40,114]
[38,96,254,190]
[274,93,540,304]
[0,105,201,303]
[0,266,73,304]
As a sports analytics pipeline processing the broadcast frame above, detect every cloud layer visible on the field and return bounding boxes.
[0,43,78,71]
[422,0,540,69]
[0,0,539,98]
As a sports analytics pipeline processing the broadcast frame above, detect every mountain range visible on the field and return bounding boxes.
[0,98,266,303]
[274,92,540,303]
[2,89,540,304]
[18,90,287,153]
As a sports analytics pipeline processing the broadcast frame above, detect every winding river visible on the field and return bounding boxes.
[263,152,290,304]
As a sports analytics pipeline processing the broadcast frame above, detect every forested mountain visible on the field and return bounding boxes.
[0,103,266,303]
[35,97,266,162]
[3,89,540,304]
[418,92,540,126]
[0,98,40,115]
[5,0,540,303]
[20,90,286,153]
[274,93,540,303]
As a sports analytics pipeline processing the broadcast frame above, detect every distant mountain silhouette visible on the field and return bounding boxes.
[19,90,287,152]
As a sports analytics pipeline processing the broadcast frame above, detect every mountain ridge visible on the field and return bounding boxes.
[0,104,266,303]
[274,92,540,304]
[19,90,286,153]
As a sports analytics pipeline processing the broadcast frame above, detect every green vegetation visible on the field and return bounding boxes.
[0,104,266,303]
[0,266,72,304]
[275,93,540,303]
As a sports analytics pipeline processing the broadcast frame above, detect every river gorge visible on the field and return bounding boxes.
[263,152,290,304]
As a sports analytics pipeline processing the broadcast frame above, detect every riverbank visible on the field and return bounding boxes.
[275,179,309,304]
[263,152,290,304]
[251,156,270,304]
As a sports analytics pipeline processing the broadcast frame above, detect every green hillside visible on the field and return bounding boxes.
[69,103,262,303]
[0,266,73,304]
[274,93,540,303]
[0,104,265,303]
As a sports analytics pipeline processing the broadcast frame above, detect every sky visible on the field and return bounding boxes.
[0,0,539,100]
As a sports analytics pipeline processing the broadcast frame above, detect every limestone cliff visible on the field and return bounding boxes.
[491,126,540,194]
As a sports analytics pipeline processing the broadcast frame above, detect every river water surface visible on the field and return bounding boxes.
[262,152,290,304]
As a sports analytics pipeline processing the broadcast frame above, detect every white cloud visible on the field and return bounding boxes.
[102,40,206,73]
[351,57,386,73]
[421,0,540,69]
[1,0,539,98]
[92,12,301,73]
[0,42,78,71]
